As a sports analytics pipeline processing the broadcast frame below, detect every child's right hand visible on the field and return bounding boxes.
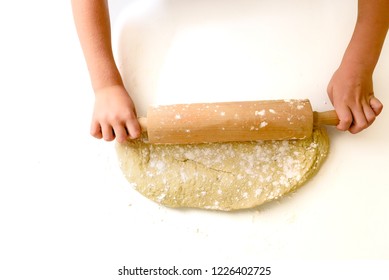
[90,85,141,143]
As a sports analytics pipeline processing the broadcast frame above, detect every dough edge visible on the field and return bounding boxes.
[116,127,329,211]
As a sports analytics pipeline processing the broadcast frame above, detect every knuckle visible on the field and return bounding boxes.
[130,132,140,139]
[90,130,102,139]
[342,117,353,126]
[124,113,136,123]
[111,115,122,123]
[337,126,348,132]
[115,131,126,142]
[355,121,368,131]
[107,112,123,123]
[377,103,384,112]
[92,133,103,139]
[119,136,128,143]
[104,135,115,141]
[367,115,376,124]
[350,129,359,134]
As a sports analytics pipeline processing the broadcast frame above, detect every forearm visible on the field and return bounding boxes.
[71,0,123,91]
[341,0,389,73]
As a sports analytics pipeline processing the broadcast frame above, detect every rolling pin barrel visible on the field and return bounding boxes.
[141,99,325,144]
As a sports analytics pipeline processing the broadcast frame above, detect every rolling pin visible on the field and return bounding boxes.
[137,99,339,144]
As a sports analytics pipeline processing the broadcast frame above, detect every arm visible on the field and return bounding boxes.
[71,0,140,142]
[327,0,389,133]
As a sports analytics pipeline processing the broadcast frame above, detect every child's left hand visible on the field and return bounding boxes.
[327,61,383,134]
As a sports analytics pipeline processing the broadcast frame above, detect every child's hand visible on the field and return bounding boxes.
[327,62,383,134]
[91,85,141,143]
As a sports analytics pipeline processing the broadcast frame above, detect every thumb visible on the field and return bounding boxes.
[370,96,383,116]
[335,105,353,131]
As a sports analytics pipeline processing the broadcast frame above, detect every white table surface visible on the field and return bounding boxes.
[0,1,388,279]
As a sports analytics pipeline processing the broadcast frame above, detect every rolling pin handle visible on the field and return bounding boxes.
[138,117,148,132]
[313,110,339,127]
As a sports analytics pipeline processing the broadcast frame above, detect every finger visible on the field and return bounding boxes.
[349,107,368,134]
[126,119,141,139]
[335,105,353,131]
[113,124,128,143]
[362,103,376,128]
[101,124,115,141]
[90,121,102,139]
[370,96,383,116]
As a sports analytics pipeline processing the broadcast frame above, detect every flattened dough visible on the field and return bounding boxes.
[116,127,329,211]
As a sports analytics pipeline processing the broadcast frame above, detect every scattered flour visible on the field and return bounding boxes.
[116,128,329,211]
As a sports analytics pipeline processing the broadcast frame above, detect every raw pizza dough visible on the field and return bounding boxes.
[116,127,329,211]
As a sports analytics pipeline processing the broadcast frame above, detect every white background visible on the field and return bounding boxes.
[0,1,388,279]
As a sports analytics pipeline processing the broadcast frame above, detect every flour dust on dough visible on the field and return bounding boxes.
[116,127,329,211]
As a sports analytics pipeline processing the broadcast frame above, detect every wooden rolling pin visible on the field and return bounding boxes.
[137,99,339,144]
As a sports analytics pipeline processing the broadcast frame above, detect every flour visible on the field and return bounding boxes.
[116,127,329,211]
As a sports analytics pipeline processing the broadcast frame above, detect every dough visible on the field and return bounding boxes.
[116,127,329,211]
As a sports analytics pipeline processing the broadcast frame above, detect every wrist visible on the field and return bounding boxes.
[94,84,126,96]
[91,71,124,93]
[340,15,388,76]
[339,51,375,77]
[88,56,124,92]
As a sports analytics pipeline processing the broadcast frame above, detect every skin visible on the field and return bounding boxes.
[72,0,141,143]
[72,0,388,143]
[327,0,388,133]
